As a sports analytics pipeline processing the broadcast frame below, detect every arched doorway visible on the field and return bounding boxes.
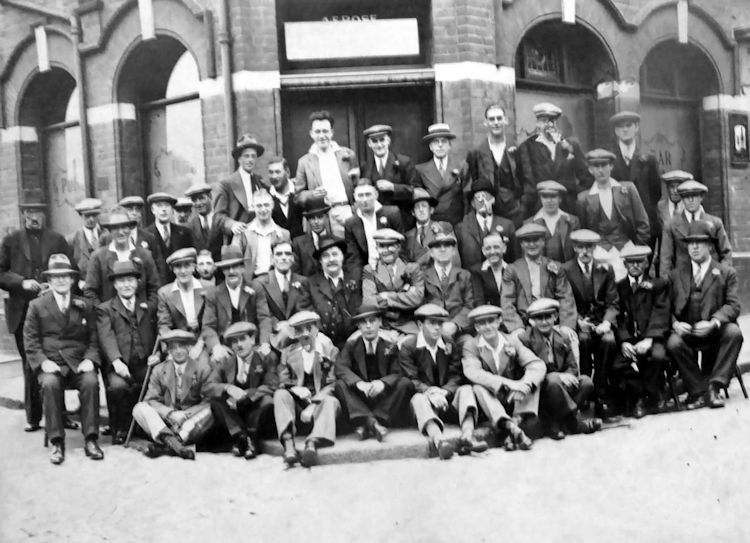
[19,68,84,236]
[639,40,720,180]
[117,36,204,199]
[514,20,617,147]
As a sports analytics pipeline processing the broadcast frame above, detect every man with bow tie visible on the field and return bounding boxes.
[204,321,278,460]
[292,196,332,277]
[97,261,158,445]
[69,198,103,282]
[157,248,206,336]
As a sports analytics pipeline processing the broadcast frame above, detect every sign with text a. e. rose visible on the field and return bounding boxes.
[284,17,420,61]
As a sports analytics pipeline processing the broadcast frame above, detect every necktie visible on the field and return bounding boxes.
[200,216,208,236]
[440,267,449,282]
[439,159,445,177]
[163,226,170,247]
[418,225,425,245]
[694,265,702,287]
[237,358,249,384]
[175,367,184,389]
[377,159,384,177]
[691,212,697,223]
[584,263,591,279]
[59,299,68,314]
[367,341,375,355]
[545,338,554,366]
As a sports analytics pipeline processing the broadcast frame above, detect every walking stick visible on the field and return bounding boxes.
[124,335,161,448]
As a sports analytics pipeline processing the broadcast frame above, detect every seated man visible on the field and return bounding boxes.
[235,189,290,282]
[614,245,670,418]
[667,221,743,409]
[362,228,424,337]
[462,305,543,451]
[525,180,580,263]
[132,329,214,460]
[273,311,341,467]
[23,254,103,465]
[97,261,158,445]
[157,248,206,335]
[519,299,601,439]
[203,322,278,460]
[334,305,414,441]
[471,233,509,307]
[399,304,487,460]
[196,249,217,288]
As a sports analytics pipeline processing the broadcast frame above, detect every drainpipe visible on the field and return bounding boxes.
[218,0,235,171]
[70,14,94,197]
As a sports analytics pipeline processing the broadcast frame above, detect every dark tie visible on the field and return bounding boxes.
[163,227,170,247]
[418,225,425,246]
[584,263,591,280]
[201,217,208,237]
[440,267,449,283]
[692,212,697,223]
[545,338,554,366]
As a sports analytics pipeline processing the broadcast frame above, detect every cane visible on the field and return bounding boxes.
[124,335,162,448]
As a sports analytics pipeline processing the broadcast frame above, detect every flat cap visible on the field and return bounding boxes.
[515,223,548,240]
[147,192,177,206]
[314,236,347,260]
[363,124,392,139]
[161,329,196,344]
[174,197,193,210]
[685,220,714,242]
[426,223,457,247]
[373,228,404,244]
[412,187,438,208]
[569,229,602,244]
[414,304,449,321]
[74,198,103,214]
[166,247,198,267]
[532,102,562,118]
[223,321,257,341]
[677,180,708,195]
[467,305,503,322]
[661,170,693,184]
[527,298,561,317]
[585,148,617,163]
[620,245,653,261]
[423,123,456,143]
[609,111,641,125]
[536,180,567,194]
[185,182,213,198]
[215,245,247,268]
[108,260,141,281]
[352,304,381,323]
[288,310,321,328]
[118,196,145,207]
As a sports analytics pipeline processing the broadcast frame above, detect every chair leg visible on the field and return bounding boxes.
[736,367,749,399]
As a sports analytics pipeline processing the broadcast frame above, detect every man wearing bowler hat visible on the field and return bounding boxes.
[525,180,580,263]
[292,196,332,277]
[334,305,414,441]
[69,197,103,279]
[157,248,206,336]
[23,254,103,464]
[0,200,71,432]
[145,192,195,284]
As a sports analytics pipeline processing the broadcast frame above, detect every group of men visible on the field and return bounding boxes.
[0,100,742,467]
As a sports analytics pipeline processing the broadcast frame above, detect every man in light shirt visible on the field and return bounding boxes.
[525,180,581,263]
[235,189,290,282]
[157,248,206,335]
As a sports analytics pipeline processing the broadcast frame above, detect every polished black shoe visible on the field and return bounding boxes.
[707,386,725,409]
[370,421,388,443]
[632,399,647,419]
[576,418,603,434]
[143,442,170,458]
[502,435,517,451]
[457,435,488,455]
[548,421,566,440]
[84,439,104,461]
[685,394,706,410]
[244,437,257,460]
[300,440,318,467]
[163,435,195,460]
[24,423,41,433]
[282,438,300,466]
[111,430,127,446]
[354,425,369,441]
[510,426,533,450]
[436,439,454,460]
[49,442,65,465]
[230,438,247,457]
[64,417,80,430]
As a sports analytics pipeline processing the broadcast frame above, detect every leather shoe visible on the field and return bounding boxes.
[685,394,706,410]
[111,430,127,446]
[548,421,566,440]
[143,442,170,458]
[163,435,195,460]
[576,418,603,434]
[707,386,725,409]
[511,427,533,450]
[370,421,388,443]
[457,435,488,455]
[436,439,454,460]
[282,438,300,466]
[632,399,647,419]
[84,439,104,461]
[502,435,517,451]
[230,438,246,457]
[24,423,41,432]
[49,442,65,465]
[354,425,369,441]
[300,440,318,467]
[64,417,79,430]
[244,437,257,460]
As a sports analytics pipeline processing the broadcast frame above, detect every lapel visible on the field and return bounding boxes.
[557,214,570,242]
[567,262,585,298]
[675,269,691,314]
[179,358,196,400]
[353,217,367,252]
[420,160,444,195]
[225,356,238,385]
[539,258,551,296]
[113,295,135,325]
[287,348,304,386]
[312,349,324,392]
[611,183,628,220]
[674,213,689,239]
[230,172,249,211]
[467,214,483,245]
[628,146,641,180]
[699,261,719,300]
[375,261,395,289]
[163,362,177,404]
[586,192,601,218]
[479,139,496,178]
[477,344,499,375]
[265,272,286,314]
[314,274,334,302]
[217,283,234,319]
[354,339,368,379]
[307,154,321,187]
[435,348,449,385]
[423,265,443,293]
[168,288,186,318]
[238,281,251,313]
[384,152,398,179]
[515,260,532,305]
[44,292,68,328]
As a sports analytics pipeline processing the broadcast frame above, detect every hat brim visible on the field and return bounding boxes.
[413,197,438,208]
[415,313,449,322]
[313,240,347,260]
[352,310,381,322]
[423,132,456,143]
[232,142,265,160]
[167,257,197,267]
[528,309,559,318]
[290,318,320,328]
[302,206,331,217]
[685,236,711,243]
[42,268,79,277]
[105,220,137,229]
[215,257,247,268]
[426,238,457,248]
[108,270,141,281]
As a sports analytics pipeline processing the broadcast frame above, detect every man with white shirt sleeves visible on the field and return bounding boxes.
[157,248,206,335]
[69,198,103,279]
[526,180,581,263]
[294,111,359,238]
[235,189,290,282]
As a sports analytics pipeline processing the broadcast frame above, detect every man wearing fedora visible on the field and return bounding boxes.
[268,156,304,239]
[403,190,460,269]
[360,124,418,229]
[202,245,272,365]
[145,192,196,284]
[334,305,413,441]
[415,123,468,226]
[215,134,271,240]
[274,310,341,467]
[0,201,72,432]
[466,104,525,227]
[185,182,222,264]
[471,233,509,307]
[204,321,279,459]
[23,254,103,464]
[292,196,332,277]
[666,221,743,410]
[525,180,580,263]
[157,248,206,336]
[118,196,164,268]
[69,198,103,280]
[518,102,592,214]
[294,111,358,239]
[96,260,158,445]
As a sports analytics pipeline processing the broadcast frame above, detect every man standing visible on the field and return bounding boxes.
[404,189,439,266]
[466,104,525,226]
[145,192,195,284]
[157,248,206,335]
[268,156,303,239]
[656,170,687,230]
[471,233,509,307]
[69,198,103,279]
[294,111,358,238]
[235,190,290,282]
[173,198,193,225]
[118,196,163,269]
[525,180,580,263]
[0,201,71,432]
[292,197,331,277]
[23,254,102,464]
[185,182,222,263]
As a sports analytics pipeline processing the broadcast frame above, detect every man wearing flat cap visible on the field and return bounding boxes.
[185,183,222,264]
[203,321,278,459]
[273,310,341,467]
[118,196,164,270]
[157,248,206,336]
[215,133,271,240]
[132,329,214,459]
[652,170,689,276]
[659,179,731,279]
[462,305,544,451]
[518,102,592,214]
[525,180,581,263]
[360,124,418,229]
[96,260,158,444]
[292,196,332,277]
[173,198,193,225]
[415,123,469,226]
[666,221,742,410]
[23,254,102,464]
[69,198,103,279]
[0,201,72,432]
[334,305,414,441]
[362,229,424,337]
[145,192,196,284]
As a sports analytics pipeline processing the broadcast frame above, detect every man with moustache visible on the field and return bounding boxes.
[268,156,303,239]
[196,250,217,288]
[173,198,193,225]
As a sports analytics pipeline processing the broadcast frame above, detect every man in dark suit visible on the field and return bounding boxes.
[157,248,206,336]
[203,321,278,459]
[653,171,688,277]
[456,177,516,270]
[185,182,223,265]
[471,233,508,307]
[666,221,743,409]
[360,124,418,229]
[69,198,103,281]
[614,245,671,418]
[145,192,196,284]
[465,104,525,226]
[609,111,661,249]
[334,305,413,440]
[0,201,71,432]
[518,102,593,214]
[118,197,164,274]
[415,123,469,226]
[525,180,580,263]
[214,134,271,241]
[96,261,158,444]
[344,178,402,280]
[303,237,362,349]
[23,254,103,464]
[268,156,303,239]
[291,197,331,277]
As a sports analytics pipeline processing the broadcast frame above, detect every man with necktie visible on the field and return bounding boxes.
[185,182,222,265]
[69,198,103,282]
[144,192,196,284]
[525,180,581,263]
[292,196,332,277]
[404,189,460,268]
[157,248,206,336]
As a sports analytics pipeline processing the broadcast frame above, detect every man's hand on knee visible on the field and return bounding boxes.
[41,359,61,374]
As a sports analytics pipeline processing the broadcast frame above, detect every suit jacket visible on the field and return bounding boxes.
[132,228,164,282]
[616,276,670,344]
[501,257,578,332]
[471,263,504,307]
[335,336,402,388]
[465,139,524,220]
[271,192,304,239]
[292,232,322,277]
[294,146,358,206]
[214,170,271,236]
[69,227,102,277]
[610,144,661,236]
[143,357,213,418]
[144,222,196,284]
[203,350,279,404]
[0,227,71,334]
[96,295,157,371]
[156,279,206,335]
[659,212,732,279]
[415,156,468,225]
[83,246,160,310]
[576,179,651,249]
[23,292,99,373]
[362,259,424,334]
[423,264,474,332]
[562,260,619,325]
[524,210,580,263]
[456,212,516,270]
[236,222,290,282]
[403,221,462,269]
[304,272,363,348]
[278,334,339,399]
[398,334,462,398]
[253,271,312,348]
[360,151,417,226]
[201,280,272,349]
[344,206,402,280]
[517,326,577,375]
[669,260,740,325]
[187,213,223,263]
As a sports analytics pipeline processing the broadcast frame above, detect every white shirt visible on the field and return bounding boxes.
[312,142,348,203]
[172,278,203,328]
[199,212,214,231]
[628,275,642,290]
[52,291,70,313]
[375,155,388,176]
[108,240,134,262]
[416,331,446,365]
[270,185,292,217]
[525,257,542,299]
[156,221,171,243]
[237,355,251,383]
[482,259,506,290]
[534,208,563,234]
[477,334,507,373]
[692,259,711,286]
[578,259,593,277]
[226,282,242,309]
[324,271,344,289]
[668,200,683,217]
[536,133,556,160]
[120,296,135,312]
[173,362,185,388]
[685,207,704,223]
[589,178,620,219]
[275,269,291,292]
[238,168,255,210]
[434,262,452,281]
[301,348,316,374]
[475,213,492,233]
[488,138,506,164]
[618,141,636,163]
[434,157,447,175]
[364,338,379,355]
[246,219,278,276]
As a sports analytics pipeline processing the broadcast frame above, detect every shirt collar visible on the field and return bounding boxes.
[692,258,711,277]
[416,331,446,352]
[588,178,621,195]
[324,271,344,285]
[619,140,636,158]
[434,262,452,276]
[109,239,135,252]
[238,167,253,184]
[310,141,341,155]
[247,219,278,235]
[477,333,505,353]
[356,202,382,221]
[170,277,203,292]
[481,259,505,272]
[578,259,592,273]
[225,280,243,294]
[533,208,565,221]
[270,184,292,200]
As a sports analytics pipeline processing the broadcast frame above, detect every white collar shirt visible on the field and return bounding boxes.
[226,282,242,309]
[357,206,381,268]
[416,332,446,365]
[120,296,135,312]
[52,291,70,313]
[246,219,278,276]
[488,138,506,165]
[534,208,563,234]
[434,262,452,281]
[619,141,636,163]
[668,200,684,218]
[172,278,202,328]
[324,272,344,289]
[83,226,99,247]
[270,185,292,217]
[173,362,185,388]
[482,259,506,290]
[238,168,255,211]
[312,142,348,203]
[477,334,507,373]
[199,212,214,230]
[685,207,704,223]
[525,257,542,299]
[275,269,291,292]
[589,179,620,219]
[109,240,135,262]
[692,259,711,286]
[536,133,556,160]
